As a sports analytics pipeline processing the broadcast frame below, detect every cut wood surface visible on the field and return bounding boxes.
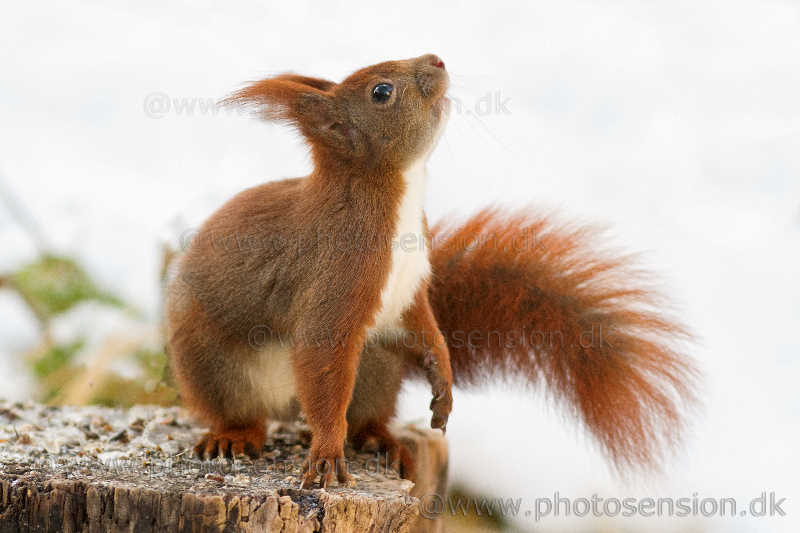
[0,401,447,532]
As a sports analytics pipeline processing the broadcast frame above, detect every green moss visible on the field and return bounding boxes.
[88,375,178,408]
[32,339,85,378]
[10,254,123,320]
[134,348,169,380]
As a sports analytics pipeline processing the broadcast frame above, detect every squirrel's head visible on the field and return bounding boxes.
[223,54,450,172]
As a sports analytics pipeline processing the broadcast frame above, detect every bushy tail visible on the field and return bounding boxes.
[428,208,699,471]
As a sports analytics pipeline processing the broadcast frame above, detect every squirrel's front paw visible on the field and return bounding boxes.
[301,450,355,489]
[430,386,452,433]
[423,351,453,433]
[194,423,265,460]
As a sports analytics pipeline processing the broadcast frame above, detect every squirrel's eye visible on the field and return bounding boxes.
[371,83,393,104]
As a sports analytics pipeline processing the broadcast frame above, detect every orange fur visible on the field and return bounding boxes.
[167,54,452,489]
[168,54,699,486]
[416,207,699,471]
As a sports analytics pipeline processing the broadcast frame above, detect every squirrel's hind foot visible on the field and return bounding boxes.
[351,424,416,481]
[194,421,266,460]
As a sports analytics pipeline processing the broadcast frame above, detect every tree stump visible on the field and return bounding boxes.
[0,401,447,532]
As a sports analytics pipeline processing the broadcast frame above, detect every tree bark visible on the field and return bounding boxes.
[0,402,447,533]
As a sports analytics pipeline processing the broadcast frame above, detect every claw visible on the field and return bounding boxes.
[219,438,231,458]
[301,472,316,489]
[431,413,448,432]
[243,442,260,459]
[193,436,208,459]
[204,437,218,460]
[429,392,446,409]
[300,453,354,489]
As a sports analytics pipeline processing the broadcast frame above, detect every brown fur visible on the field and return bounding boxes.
[168,55,699,489]
[167,54,451,488]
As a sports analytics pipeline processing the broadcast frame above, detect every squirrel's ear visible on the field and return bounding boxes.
[269,74,336,92]
[221,74,358,155]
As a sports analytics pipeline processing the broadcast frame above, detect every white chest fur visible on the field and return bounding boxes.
[370,158,432,333]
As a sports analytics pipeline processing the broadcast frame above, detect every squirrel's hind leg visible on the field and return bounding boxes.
[170,318,295,460]
[347,342,414,479]
[187,340,299,460]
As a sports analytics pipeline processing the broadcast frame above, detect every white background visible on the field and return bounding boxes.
[1,1,798,531]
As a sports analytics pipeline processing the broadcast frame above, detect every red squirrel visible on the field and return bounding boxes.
[166,54,698,489]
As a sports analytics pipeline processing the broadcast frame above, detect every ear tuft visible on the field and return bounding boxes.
[221,73,358,156]
[219,74,335,125]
